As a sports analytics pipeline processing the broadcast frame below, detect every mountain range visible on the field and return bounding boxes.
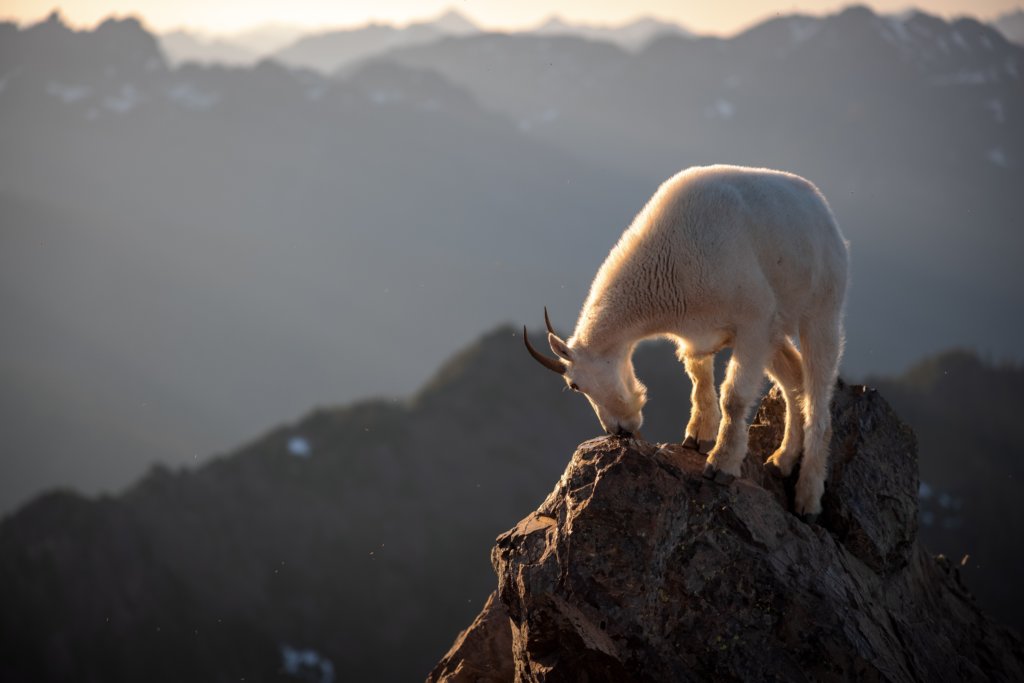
[528,15,692,49]
[159,29,260,66]
[159,9,693,69]
[1,6,1021,519]
[159,7,1024,69]
[159,22,311,65]
[270,10,480,73]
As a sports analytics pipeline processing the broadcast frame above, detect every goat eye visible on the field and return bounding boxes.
[569,383,580,392]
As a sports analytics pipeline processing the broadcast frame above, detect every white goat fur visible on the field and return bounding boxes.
[546,165,849,516]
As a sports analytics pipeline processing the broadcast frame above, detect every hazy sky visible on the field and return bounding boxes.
[3,0,1022,35]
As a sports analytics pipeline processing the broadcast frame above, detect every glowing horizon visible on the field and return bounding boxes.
[2,1,1021,37]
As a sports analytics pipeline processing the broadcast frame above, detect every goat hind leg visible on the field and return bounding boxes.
[764,338,804,477]
[794,319,842,518]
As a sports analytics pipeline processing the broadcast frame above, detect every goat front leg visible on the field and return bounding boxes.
[703,336,770,484]
[681,352,720,454]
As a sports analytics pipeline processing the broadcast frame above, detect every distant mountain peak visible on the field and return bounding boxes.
[538,15,572,30]
[994,7,1024,45]
[730,4,1017,65]
[28,8,72,36]
[623,15,681,30]
[96,15,146,31]
[11,11,165,74]
[427,8,479,35]
[531,13,690,49]
[836,3,878,21]
[43,8,64,25]
[271,8,481,72]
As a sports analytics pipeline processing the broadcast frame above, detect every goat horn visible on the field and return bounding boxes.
[523,326,566,375]
[544,306,557,335]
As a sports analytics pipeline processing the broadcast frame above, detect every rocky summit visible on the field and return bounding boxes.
[430,384,1024,682]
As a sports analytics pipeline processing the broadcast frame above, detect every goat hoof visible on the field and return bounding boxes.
[763,461,783,478]
[684,436,715,454]
[702,463,735,485]
[715,469,736,485]
[800,513,820,525]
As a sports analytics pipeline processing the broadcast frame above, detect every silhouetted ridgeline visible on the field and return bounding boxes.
[1,328,1023,681]
[0,327,661,682]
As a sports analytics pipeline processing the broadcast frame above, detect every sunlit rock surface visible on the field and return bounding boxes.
[430,385,1024,682]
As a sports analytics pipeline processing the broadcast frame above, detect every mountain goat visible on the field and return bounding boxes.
[524,165,848,518]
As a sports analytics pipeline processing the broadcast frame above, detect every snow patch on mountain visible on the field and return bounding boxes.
[987,97,1006,124]
[287,436,312,458]
[166,82,220,110]
[882,17,911,43]
[103,84,143,113]
[369,88,404,105]
[705,98,736,120]
[930,68,1001,85]
[46,82,92,103]
[987,146,1010,167]
[280,644,334,682]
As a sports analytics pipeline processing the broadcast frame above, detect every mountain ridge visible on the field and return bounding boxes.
[269,10,481,72]
[2,326,1024,681]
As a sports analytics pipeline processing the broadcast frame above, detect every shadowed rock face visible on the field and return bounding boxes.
[430,385,1024,682]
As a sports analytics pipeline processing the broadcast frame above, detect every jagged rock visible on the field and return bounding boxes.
[431,385,1024,682]
[745,382,921,575]
[428,591,515,683]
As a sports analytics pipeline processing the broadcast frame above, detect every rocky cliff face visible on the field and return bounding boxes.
[430,384,1024,682]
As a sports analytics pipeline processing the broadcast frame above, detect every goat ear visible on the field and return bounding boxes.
[548,333,573,362]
